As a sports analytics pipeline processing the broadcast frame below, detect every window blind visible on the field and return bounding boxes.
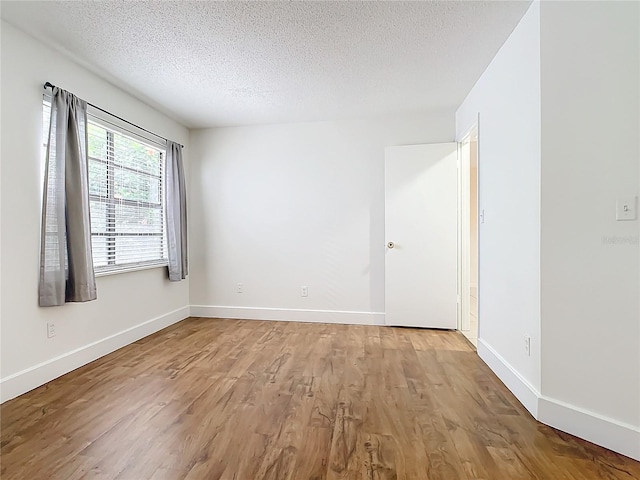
[43,98,168,274]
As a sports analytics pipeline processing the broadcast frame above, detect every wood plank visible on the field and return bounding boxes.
[1,318,639,479]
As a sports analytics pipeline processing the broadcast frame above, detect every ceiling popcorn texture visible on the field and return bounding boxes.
[1,1,531,128]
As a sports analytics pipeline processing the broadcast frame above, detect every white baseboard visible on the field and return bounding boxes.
[190,305,385,326]
[477,337,640,461]
[0,305,190,403]
[538,396,640,461]
[477,338,540,417]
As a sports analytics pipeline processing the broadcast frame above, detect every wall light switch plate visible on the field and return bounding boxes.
[616,196,637,221]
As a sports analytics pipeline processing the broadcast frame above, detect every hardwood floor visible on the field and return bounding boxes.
[1,318,638,479]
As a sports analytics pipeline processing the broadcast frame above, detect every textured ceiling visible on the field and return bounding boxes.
[1,1,531,128]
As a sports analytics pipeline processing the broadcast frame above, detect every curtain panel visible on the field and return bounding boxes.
[165,141,188,281]
[39,88,97,307]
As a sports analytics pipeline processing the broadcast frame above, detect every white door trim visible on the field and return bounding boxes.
[457,121,479,334]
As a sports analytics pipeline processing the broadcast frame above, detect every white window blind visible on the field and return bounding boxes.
[42,98,167,274]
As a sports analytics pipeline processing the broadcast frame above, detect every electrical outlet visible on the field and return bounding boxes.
[236,283,244,294]
[47,322,56,338]
[301,286,308,297]
[524,335,531,356]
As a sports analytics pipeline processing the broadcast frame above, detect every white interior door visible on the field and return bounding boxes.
[385,143,458,329]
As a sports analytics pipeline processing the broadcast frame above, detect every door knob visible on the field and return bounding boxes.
[387,241,395,249]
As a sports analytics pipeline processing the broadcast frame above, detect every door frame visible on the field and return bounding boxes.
[457,122,479,333]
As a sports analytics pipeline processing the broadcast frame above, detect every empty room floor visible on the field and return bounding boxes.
[1,318,638,480]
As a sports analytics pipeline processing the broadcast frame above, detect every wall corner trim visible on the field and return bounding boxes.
[537,396,640,461]
[189,305,385,326]
[0,305,190,404]
[477,338,640,461]
[477,338,540,417]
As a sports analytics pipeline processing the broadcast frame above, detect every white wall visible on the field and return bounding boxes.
[457,1,640,460]
[456,2,541,403]
[0,22,190,402]
[189,112,454,323]
[539,0,639,446]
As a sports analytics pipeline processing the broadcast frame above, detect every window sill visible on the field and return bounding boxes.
[95,261,168,277]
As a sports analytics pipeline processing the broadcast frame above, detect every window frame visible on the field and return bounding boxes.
[42,95,169,276]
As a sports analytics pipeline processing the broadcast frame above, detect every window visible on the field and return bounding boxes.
[43,99,167,274]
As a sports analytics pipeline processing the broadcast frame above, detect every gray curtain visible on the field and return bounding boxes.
[165,141,188,281]
[39,88,97,307]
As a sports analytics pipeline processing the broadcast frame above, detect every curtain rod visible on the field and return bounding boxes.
[44,82,183,149]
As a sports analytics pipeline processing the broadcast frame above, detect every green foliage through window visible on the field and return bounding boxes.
[43,98,167,271]
[86,119,166,269]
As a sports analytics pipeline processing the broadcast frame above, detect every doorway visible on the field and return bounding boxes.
[458,127,479,346]
[384,143,458,329]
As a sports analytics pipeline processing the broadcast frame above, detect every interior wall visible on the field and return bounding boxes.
[539,0,640,430]
[457,0,640,459]
[455,2,541,396]
[0,22,190,401]
[189,113,454,321]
